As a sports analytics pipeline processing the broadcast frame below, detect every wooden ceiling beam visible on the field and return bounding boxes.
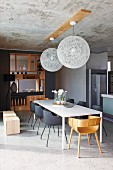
[45,9,91,42]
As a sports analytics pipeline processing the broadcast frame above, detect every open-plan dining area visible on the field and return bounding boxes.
[1,0,113,170]
[0,110,113,170]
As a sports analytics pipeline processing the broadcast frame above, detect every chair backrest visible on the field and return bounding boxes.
[77,117,100,127]
[66,98,74,104]
[35,105,43,118]
[92,105,102,111]
[43,110,61,126]
[76,101,86,107]
[30,101,35,113]
[69,116,100,133]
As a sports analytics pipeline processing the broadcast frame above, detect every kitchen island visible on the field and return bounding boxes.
[101,94,113,115]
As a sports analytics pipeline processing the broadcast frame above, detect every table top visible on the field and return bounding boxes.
[34,100,102,118]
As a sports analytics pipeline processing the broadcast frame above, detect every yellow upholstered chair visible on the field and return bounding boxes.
[68,116,102,157]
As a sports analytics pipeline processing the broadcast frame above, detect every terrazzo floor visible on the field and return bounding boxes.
[0,111,113,170]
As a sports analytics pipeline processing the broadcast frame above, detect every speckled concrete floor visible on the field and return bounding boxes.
[0,111,113,170]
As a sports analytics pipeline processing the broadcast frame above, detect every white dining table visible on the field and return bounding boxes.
[34,99,103,150]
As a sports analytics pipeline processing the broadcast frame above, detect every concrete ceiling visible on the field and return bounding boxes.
[0,0,113,55]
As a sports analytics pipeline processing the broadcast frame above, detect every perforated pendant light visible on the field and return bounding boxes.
[40,48,62,72]
[57,21,90,69]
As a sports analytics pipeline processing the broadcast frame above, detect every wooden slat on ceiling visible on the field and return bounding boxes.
[45,9,91,42]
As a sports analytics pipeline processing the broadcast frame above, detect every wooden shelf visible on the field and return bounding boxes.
[14,72,45,80]
[10,53,41,72]
[10,53,46,111]
[15,74,39,80]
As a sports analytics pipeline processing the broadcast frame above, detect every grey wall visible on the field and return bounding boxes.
[56,65,86,103]
[86,52,108,69]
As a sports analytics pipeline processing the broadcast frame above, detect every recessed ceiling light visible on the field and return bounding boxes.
[50,37,54,41]
[70,21,76,26]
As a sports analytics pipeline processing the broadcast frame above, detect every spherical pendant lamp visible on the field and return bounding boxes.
[57,36,90,69]
[40,48,62,72]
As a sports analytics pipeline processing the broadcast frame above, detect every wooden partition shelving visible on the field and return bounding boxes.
[10,53,41,73]
[10,53,45,111]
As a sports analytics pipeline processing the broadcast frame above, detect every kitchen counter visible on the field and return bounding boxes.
[101,94,113,115]
[101,94,113,98]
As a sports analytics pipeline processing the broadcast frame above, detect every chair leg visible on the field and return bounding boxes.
[68,128,73,149]
[46,126,51,147]
[65,130,68,144]
[102,125,107,137]
[87,134,90,145]
[28,112,32,123]
[53,126,55,133]
[31,116,34,127]
[78,133,81,158]
[40,125,47,139]
[94,132,102,153]
[37,118,41,135]
[33,118,38,130]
